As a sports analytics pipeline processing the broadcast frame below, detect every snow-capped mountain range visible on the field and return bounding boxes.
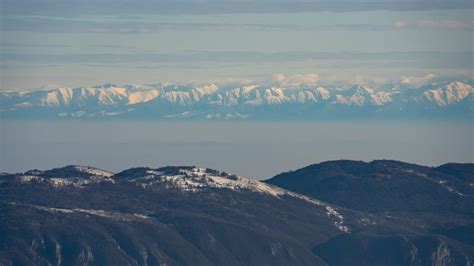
[1,80,472,119]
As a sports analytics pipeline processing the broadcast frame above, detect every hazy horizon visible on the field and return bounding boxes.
[1,120,472,179]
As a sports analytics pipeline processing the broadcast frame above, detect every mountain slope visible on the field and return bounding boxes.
[266,160,474,264]
[266,160,474,213]
[0,166,360,265]
[1,163,474,265]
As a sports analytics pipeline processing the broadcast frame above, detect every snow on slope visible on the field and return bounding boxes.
[18,165,115,187]
[11,202,151,221]
[131,167,350,232]
[73,166,114,178]
[420,81,473,107]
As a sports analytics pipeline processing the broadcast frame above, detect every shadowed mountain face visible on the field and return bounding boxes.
[266,160,474,264]
[1,162,474,265]
[266,160,474,213]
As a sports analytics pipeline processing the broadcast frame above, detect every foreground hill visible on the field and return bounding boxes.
[266,160,474,264]
[1,80,472,120]
[266,160,474,213]
[1,162,474,265]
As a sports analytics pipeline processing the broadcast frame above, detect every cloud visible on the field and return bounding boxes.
[272,73,320,85]
[393,21,409,29]
[214,77,254,86]
[211,72,472,88]
[0,17,395,34]
[271,74,287,83]
[314,74,387,87]
[2,0,472,17]
[2,51,472,70]
[400,73,436,87]
[393,20,474,30]
[5,16,473,35]
[244,72,470,88]
[416,20,474,30]
[352,75,388,87]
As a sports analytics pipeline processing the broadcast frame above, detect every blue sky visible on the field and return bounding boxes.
[1,0,473,89]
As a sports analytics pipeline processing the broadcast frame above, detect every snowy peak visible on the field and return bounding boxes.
[71,165,114,177]
[419,81,473,107]
[122,166,288,196]
[345,85,375,95]
[333,85,395,106]
[24,165,114,178]
[18,165,115,187]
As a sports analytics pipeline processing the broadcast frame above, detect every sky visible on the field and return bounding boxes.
[1,0,473,89]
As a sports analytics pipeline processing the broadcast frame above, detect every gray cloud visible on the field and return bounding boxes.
[0,42,71,48]
[2,51,472,69]
[394,19,474,30]
[0,17,393,34]
[3,17,473,35]
[2,0,472,17]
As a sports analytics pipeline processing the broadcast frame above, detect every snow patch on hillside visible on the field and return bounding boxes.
[16,203,150,221]
[397,169,464,196]
[17,165,115,187]
[132,167,350,232]
[74,166,114,177]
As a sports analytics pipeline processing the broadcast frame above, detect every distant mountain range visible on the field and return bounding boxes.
[1,160,473,265]
[1,80,472,120]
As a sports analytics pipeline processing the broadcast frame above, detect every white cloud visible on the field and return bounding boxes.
[352,75,387,87]
[400,73,436,87]
[416,20,474,30]
[393,21,409,28]
[272,73,320,86]
[393,20,474,30]
[215,77,254,86]
[271,73,287,83]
